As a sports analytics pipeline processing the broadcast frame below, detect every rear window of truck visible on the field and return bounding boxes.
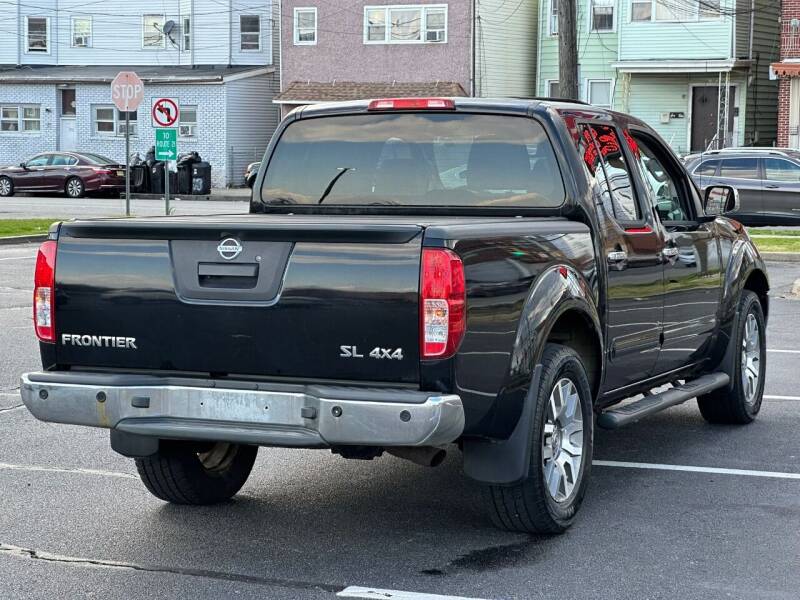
[259,113,565,208]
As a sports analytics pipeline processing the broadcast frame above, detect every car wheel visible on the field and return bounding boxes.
[697,290,766,424]
[65,177,85,198]
[483,343,593,534]
[135,441,258,504]
[0,176,14,197]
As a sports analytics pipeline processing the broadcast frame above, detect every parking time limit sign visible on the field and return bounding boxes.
[155,128,178,161]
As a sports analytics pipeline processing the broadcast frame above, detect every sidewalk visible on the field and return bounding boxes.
[128,187,252,202]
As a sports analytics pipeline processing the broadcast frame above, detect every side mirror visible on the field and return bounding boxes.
[19,162,27,169]
[703,185,739,217]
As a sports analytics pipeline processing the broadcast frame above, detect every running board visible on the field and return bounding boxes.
[597,372,730,430]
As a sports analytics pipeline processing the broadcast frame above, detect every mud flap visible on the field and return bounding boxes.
[110,430,159,458]
[462,365,543,485]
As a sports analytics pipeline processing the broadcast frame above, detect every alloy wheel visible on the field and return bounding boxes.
[741,312,761,405]
[542,377,584,503]
[67,179,83,198]
[0,178,11,196]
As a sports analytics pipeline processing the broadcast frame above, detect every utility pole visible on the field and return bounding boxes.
[558,0,579,101]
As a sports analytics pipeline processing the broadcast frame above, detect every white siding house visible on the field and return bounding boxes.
[0,0,281,187]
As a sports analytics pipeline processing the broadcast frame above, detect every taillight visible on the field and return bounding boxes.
[91,167,112,174]
[34,240,57,343]
[368,98,455,111]
[420,248,465,359]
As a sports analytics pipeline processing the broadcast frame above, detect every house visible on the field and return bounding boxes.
[772,0,800,148]
[274,0,540,116]
[0,1,282,187]
[537,0,780,155]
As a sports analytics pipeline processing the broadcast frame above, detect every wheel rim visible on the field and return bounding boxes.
[542,377,584,503]
[741,312,761,405]
[67,179,82,197]
[197,443,237,473]
[0,178,10,195]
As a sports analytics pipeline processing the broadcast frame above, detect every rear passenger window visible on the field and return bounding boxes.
[764,158,800,182]
[719,158,758,179]
[695,160,718,176]
[579,124,640,221]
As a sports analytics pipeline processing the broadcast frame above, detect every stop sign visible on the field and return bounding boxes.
[111,71,144,112]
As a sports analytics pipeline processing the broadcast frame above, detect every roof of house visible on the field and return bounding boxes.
[0,65,273,84]
[274,81,468,103]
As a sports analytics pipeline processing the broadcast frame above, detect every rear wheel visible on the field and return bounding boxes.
[484,343,593,534]
[135,441,258,504]
[65,176,84,198]
[0,176,13,197]
[697,290,766,424]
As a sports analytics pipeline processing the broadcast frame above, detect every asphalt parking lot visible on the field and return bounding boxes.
[1,241,799,599]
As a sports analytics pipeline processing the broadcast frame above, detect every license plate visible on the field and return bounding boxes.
[116,170,124,177]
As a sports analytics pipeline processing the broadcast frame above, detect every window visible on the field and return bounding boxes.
[142,14,165,48]
[631,0,720,23]
[631,0,652,21]
[26,155,51,167]
[547,80,560,97]
[550,0,558,34]
[364,5,448,44]
[71,16,92,47]
[179,106,197,137]
[294,8,317,45]
[626,132,690,221]
[590,0,614,31]
[764,158,800,183]
[116,110,137,136]
[719,158,758,179]
[50,155,78,166]
[588,80,612,108]
[26,17,49,53]
[580,124,639,221]
[0,105,40,133]
[698,0,721,19]
[261,113,565,208]
[183,16,191,51]
[92,106,136,137]
[694,159,719,176]
[240,15,261,50]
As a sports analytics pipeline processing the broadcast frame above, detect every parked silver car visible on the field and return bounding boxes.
[684,148,800,225]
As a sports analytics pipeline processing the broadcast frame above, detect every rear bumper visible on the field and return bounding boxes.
[20,372,464,448]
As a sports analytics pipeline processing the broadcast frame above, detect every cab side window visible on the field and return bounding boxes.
[624,131,691,222]
[578,124,640,222]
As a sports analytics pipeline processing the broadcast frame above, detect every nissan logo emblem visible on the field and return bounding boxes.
[217,238,243,260]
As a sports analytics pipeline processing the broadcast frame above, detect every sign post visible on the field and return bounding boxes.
[111,71,144,217]
[152,98,180,216]
[155,128,178,215]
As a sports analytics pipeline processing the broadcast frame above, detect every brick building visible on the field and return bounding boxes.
[773,0,800,148]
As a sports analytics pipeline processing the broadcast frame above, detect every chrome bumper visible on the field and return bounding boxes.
[20,373,464,448]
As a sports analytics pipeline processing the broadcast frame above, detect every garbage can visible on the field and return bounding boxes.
[191,162,212,195]
[176,152,199,195]
[149,162,165,194]
[130,164,149,193]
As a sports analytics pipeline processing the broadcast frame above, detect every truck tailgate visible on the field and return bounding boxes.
[53,217,422,383]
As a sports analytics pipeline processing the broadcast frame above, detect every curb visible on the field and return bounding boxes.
[761,252,800,263]
[0,234,47,246]
[125,193,251,202]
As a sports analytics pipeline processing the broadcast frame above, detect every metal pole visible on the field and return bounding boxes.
[165,157,170,215]
[125,110,131,216]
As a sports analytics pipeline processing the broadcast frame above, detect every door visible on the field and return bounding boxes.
[59,119,76,151]
[761,157,800,222]
[625,130,722,375]
[578,124,663,392]
[790,79,800,149]
[690,86,736,152]
[710,157,762,221]
[47,153,78,192]
[14,154,52,190]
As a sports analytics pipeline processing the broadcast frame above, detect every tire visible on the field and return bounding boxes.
[135,441,258,505]
[65,176,84,198]
[0,176,13,197]
[697,290,766,424]
[484,343,594,534]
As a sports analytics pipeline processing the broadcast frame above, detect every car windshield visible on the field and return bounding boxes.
[259,112,565,208]
[80,153,116,165]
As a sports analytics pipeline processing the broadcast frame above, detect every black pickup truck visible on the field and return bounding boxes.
[22,97,769,534]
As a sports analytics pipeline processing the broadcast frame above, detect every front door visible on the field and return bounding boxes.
[14,154,52,190]
[59,118,76,150]
[790,79,800,149]
[690,85,736,152]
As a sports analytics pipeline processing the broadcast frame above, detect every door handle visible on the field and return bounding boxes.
[662,246,679,260]
[764,184,779,189]
[607,250,628,270]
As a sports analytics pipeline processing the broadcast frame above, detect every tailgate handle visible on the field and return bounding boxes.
[198,263,258,278]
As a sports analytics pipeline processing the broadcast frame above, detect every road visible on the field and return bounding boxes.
[1,245,799,599]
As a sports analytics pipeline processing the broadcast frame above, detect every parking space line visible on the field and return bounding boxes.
[0,462,137,479]
[768,349,800,354]
[765,395,800,401]
[594,460,800,480]
[0,255,36,261]
[338,587,489,600]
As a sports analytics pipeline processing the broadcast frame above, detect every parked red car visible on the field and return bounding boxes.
[0,151,126,198]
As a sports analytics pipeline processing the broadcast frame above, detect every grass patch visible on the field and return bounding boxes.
[0,218,62,238]
[748,229,800,238]
[751,237,800,254]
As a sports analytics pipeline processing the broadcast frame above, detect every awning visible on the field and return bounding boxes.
[611,59,752,74]
[274,81,468,104]
[771,62,800,77]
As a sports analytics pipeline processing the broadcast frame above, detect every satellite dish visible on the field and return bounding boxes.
[163,20,176,35]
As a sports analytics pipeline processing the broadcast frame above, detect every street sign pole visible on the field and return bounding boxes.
[165,156,170,216]
[111,71,144,217]
[125,110,130,216]
[154,128,177,216]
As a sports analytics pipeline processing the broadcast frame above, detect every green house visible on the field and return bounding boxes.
[537,0,780,155]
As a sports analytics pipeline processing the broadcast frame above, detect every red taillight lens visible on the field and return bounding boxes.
[34,240,57,343]
[368,98,455,111]
[420,248,466,359]
[91,167,112,174]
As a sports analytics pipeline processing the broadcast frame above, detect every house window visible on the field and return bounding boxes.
[0,105,40,132]
[179,106,197,137]
[183,16,191,50]
[547,80,560,97]
[294,8,317,45]
[631,0,719,23]
[550,0,558,35]
[698,0,721,19]
[26,17,49,52]
[142,14,165,48]
[631,0,651,21]
[116,110,137,136]
[71,16,92,47]
[364,5,448,44]
[93,106,136,137]
[240,15,261,50]
[590,0,614,31]
[588,80,613,108]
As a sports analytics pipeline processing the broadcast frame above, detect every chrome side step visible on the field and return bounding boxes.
[597,372,730,430]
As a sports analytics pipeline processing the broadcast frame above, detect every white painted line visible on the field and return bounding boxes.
[594,460,800,480]
[768,349,800,354]
[338,587,489,600]
[0,462,137,479]
[764,394,800,401]
[0,255,36,261]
